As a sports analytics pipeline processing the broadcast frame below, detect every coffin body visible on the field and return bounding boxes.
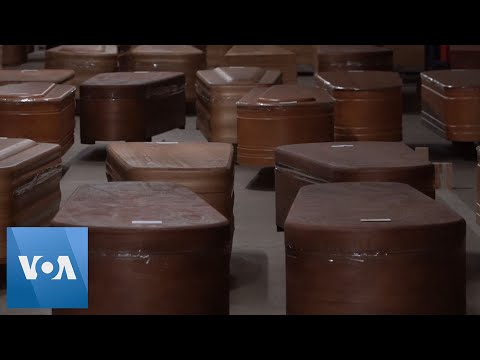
[285,182,466,315]
[80,72,186,144]
[45,45,118,100]
[206,45,232,68]
[275,141,435,228]
[51,182,230,315]
[118,45,205,105]
[237,84,334,166]
[421,69,480,142]
[2,45,28,66]
[105,142,234,222]
[314,45,393,74]
[0,138,62,263]
[449,45,480,69]
[315,71,403,141]
[224,45,297,84]
[0,82,76,154]
[196,66,282,144]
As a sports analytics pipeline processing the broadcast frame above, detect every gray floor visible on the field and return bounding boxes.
[1,52,479,315]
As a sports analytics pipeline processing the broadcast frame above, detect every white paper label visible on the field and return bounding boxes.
[331,144,354,148]
[131,220,163,224]
[360,218,392,222]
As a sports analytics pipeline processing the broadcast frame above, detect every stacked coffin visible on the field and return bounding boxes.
[0,69,74,86]
[315,71,403,141]
[0,138,63,285]
[79,72,186,144]
[51,182,231,315]
[281,45,315,67]
[118,45,205,107]
[236,84,335,166]
[224,45,297,84]
[285,182,466,315]
[314,45,393,74]
[421,69,480,142]
[275,141,435,229]
[477,146,480,224]
[0,82,76,154]
[196,66,282,144]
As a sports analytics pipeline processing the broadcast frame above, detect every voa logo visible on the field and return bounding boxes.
[18,255,77,280]
[7,227,88,309]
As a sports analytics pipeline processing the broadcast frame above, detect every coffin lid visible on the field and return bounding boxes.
[285,182,465,251]
[108,142,233,171]
[51,182,228,233]
[225,45,294,56]
[421,70,480,90]
[276,142,431,182]
[0,82,75,102]
[238,84,334,108]
[53,45,118,54]
[197,67,281,86]
[0,69,75,83]
[131,45,203,55]
[316,71,402,91]
[0,138,61,173]
[316,45,392,55]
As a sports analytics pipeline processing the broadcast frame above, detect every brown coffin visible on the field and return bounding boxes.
[315,71,403,141]
[449,45,480,69]
[51,182,230,315]
[118,45,205,104]
[224,45,297,84]
[421,70,480,142]
[206,45,232,68]
[0,69,75,86]
[275,141,435,228]
[105,142,234,222]
[0,46,2,69]
[382,45,425,71]
[0,82,76,154]
[477,146,480,224]
[79,72,186,144]
[45,45,118,99]
[285,182,466,315]
[196,66,282,144]
[237,84,334,166]
[314,45,393,74]
[2,45,28,66]
[0,138,62,264]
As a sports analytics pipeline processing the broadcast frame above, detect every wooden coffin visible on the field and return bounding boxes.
[421,69,480,142]
[196,66,282,144]
[285,182,466,315]
[236,84,334,166]
[477,146,480,225]
[314,45,393,74]
[2,45,28,66]
[206,45,232,68]
[315,71,403,141]
[51,182,230,315]
[224,45,297,84]
[79,72,186,144]
[0,46,3,69]
[382,45,425,72]
[449,45,480,69]
[118,45,205,105]
[105,142,235,222]
[0,82,76,154]
[0,69,75,86]
[45,45,118,99]
[0,138,62,264]
[275,141,435,229]
[280,45,315,66]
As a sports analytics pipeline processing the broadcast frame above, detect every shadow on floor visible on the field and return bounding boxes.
[71,145,108,162]
[246,167,275,191]
[230,251,269,301]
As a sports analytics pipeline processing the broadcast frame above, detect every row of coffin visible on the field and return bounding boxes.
[0,138,470,314]
[0,65,477,161]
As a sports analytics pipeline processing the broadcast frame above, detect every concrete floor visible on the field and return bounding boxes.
[1,51,479,315]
